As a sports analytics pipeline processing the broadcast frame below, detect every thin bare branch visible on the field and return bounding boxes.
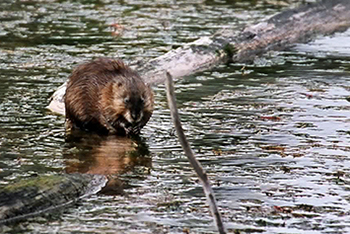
[165,71,226,234]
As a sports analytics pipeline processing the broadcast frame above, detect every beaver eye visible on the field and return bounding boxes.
[124,97,130,104]
[140,97,145,104]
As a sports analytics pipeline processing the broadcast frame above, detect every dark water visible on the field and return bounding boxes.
[1,0,350,233]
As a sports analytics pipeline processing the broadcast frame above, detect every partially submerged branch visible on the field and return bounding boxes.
[165,72,226,234]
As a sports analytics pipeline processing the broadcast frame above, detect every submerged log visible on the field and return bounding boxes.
[48,0,350,115]
[0,134,150,224]
[0,174,107,225]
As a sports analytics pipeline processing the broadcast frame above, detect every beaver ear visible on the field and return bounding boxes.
[112,82,123,90]
[111,82,124,98]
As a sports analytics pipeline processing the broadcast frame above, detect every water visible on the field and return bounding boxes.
[1,0,350,233]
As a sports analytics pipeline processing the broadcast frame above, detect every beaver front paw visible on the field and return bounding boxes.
[124,126,133,135]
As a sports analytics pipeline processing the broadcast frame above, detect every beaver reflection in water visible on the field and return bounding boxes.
[64,57,154,136]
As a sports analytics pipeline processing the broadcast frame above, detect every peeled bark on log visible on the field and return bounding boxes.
[0,174,107,225]
[48,0,350,115]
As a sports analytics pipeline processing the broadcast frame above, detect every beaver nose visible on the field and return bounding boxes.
[131,111,139,122]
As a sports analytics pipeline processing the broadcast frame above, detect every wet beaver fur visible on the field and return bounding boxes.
[64,57,154,136]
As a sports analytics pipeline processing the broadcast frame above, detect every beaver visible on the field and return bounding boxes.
[64,57,154,136]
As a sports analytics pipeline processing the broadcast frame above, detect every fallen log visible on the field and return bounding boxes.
[140,0,350,83]
[0,174,107,225]
[48,0,350,115]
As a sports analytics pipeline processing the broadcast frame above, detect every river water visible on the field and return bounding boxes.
[1,0,350,233]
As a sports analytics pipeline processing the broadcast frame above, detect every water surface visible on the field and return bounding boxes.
[0,0,350,233]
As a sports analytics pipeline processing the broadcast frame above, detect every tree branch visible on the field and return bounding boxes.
[165,71,226,234]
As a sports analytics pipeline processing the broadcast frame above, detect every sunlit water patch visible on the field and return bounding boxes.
[295,28,350,58]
